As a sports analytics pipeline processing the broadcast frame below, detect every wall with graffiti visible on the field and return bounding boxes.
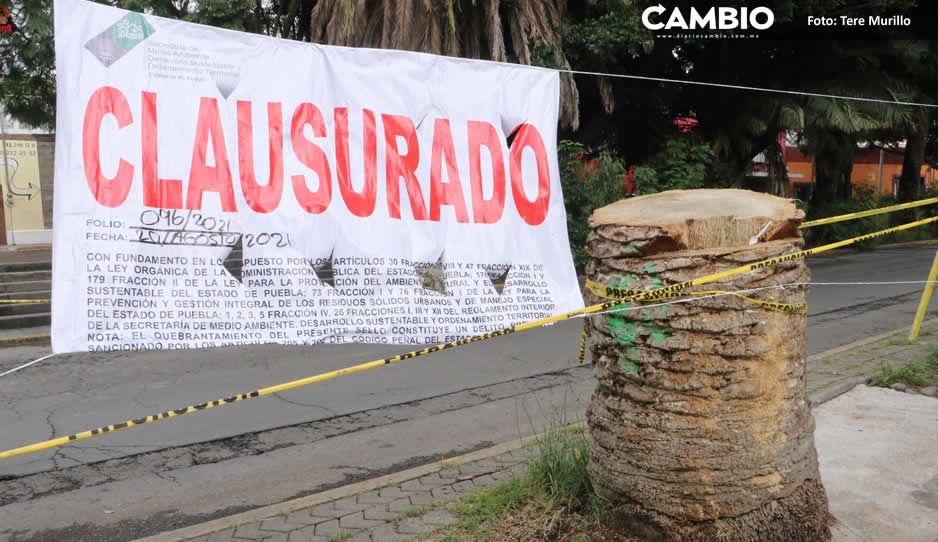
[0,135,53,245]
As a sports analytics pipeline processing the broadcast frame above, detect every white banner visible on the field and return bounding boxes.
[52,0,582,354]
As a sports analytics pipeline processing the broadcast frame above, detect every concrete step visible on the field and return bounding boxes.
[0,270,52,283]
[0,250,247,333]
[0,281,51,294]
[0,325,50,346]
[0,312,50,329]
[0,289,51,301]
[0,260,51,274]
[0,300,50,317]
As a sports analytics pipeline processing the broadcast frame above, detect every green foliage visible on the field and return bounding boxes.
[805,90,916,135]
[127,0,263,33]
[531,42,566,70]
[449,476,528,535]
[806,184,938,248]
[559,140,628,270]
[564,6,648,64]
[806,185,891,249]
[633,136,713,195]
[442,422,606,541]
[888,186,938,241]
[870,348,938,387]
[1,0,55,129]
[526,423,607,517]
[325,531,354,542]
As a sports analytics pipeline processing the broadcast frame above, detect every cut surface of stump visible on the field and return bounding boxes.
[589,188,803,252]
[585,189,830,541]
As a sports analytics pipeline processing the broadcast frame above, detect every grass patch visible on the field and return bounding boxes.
[400,505,429,519]
[870,348,938,387]
[450,476,529,534]
[886,337,915,347]
[439,419,610,541]
[525,423,607,517]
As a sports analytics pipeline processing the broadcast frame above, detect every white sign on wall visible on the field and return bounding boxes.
[52,0,583,353]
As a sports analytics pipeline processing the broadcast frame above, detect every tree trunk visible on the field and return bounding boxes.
[584,189,831,542]
[899,106,930,203]
[766,139,789,197]
[837,163,853,201]
[806,129,855,212]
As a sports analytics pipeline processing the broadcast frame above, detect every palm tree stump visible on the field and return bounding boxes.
[584,189,831,541]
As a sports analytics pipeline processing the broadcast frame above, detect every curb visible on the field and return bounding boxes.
[804,318,938,406]
[810,376,871,407]
[0,333,50,348]
[0,245,51,254]
[875,239,938,249]
[807,317,938,364]
[134,436,541,542]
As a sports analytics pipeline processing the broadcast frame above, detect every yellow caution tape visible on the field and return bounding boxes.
[585,281,677,301]
[800,196,938,229]
[585,279,807,314]
[0,299,50,304]
[2,214,937,462]
[577,325,587,364]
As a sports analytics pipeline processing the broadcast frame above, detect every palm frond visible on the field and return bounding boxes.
[776,104,804,131]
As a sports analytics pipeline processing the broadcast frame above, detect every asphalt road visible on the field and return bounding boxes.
[1,244,937,541]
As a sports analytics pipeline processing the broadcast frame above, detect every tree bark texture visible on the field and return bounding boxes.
[584,189,831,541]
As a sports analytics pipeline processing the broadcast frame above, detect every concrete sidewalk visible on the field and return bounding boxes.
[134,328,938,542]
[815,386,938,542]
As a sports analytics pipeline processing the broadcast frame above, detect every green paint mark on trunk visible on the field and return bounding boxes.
[605,270,672,375]
[618,354,640,373]
[610,319,638,345]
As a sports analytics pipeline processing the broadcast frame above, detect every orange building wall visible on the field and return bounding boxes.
[787,161,813,186]
[786,152,938,197]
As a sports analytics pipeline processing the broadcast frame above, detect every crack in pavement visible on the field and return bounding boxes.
[129,387,152,410]
[4,400,25,423]
[0,365,591,507]
[41,412,66,471]
[42,411,55,440]
[331,464,385,479]
[154,470,180,486]
[271,393,339,413]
